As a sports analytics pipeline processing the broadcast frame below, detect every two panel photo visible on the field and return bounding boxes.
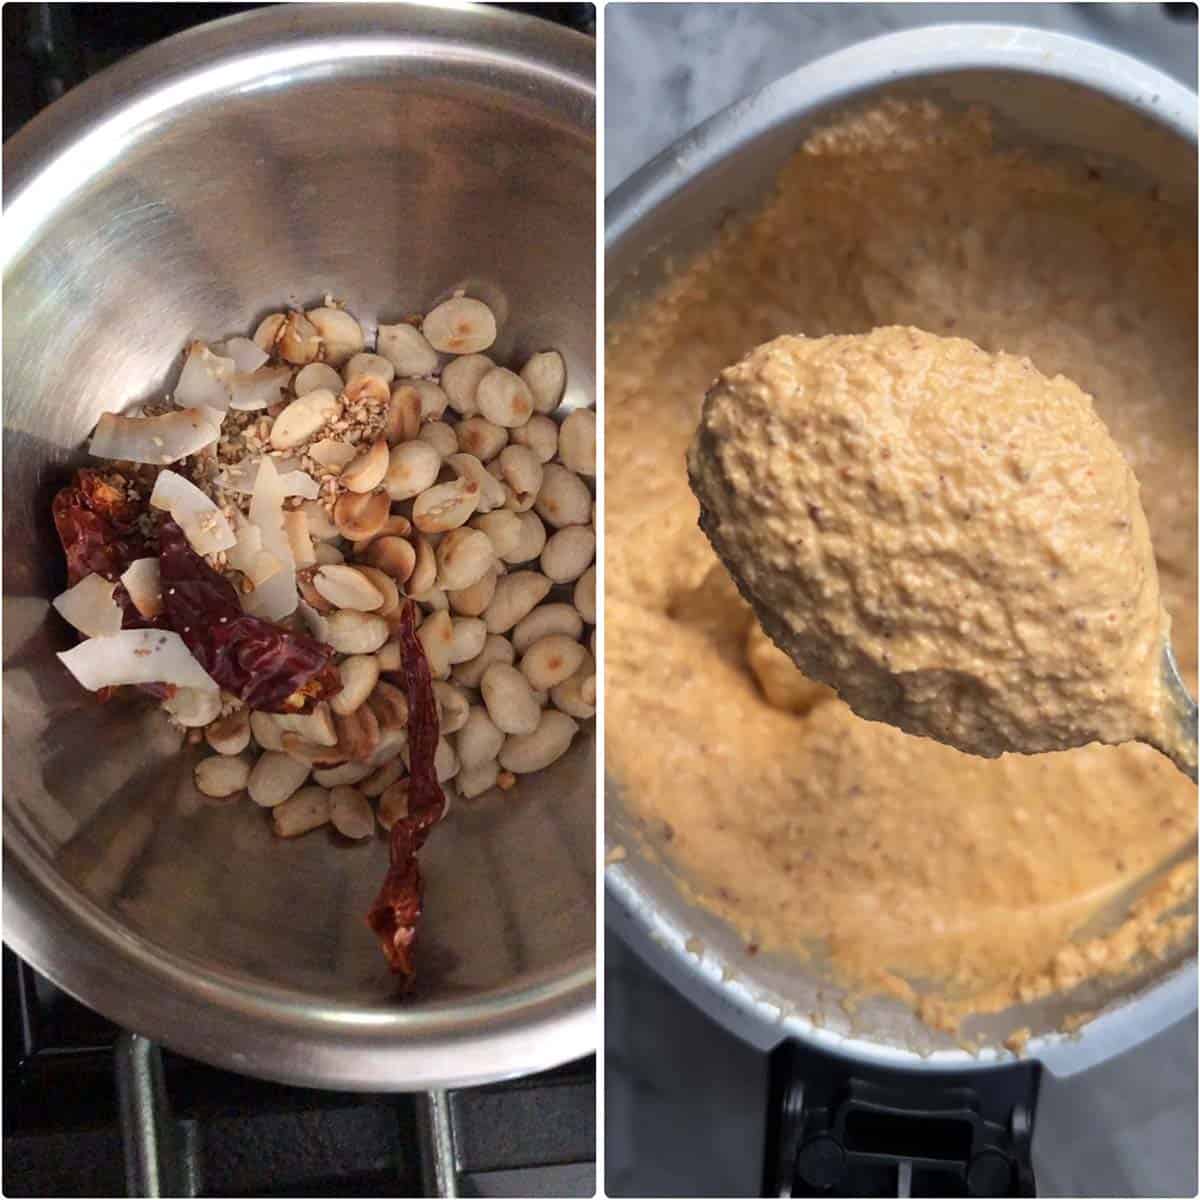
[2,3,1196,1197]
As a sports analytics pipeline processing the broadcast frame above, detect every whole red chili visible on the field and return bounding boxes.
[158,520,340,713]
[367,599,446,987]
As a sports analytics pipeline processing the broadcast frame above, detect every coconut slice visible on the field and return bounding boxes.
[120,558,163,619]
[229,365,293,411]
[90,407,222,465]
[214,337,269,374]
[220,459,319,500]
[282,509,316,568]
[242,455,297,620]
[52,573,124,638]
[175,341,236,411]
[58,628,219,692]
[225,512,283,587]
[149,470,237,556]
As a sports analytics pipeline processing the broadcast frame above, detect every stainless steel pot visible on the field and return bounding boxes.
[606,25,1196,1078]
[4,2,595,1091]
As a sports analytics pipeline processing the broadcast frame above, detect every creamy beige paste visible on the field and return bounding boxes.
[605,101,1197,1031]
[688,326,1169,760]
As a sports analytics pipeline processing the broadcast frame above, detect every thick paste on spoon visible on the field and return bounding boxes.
[688,325,1170,760]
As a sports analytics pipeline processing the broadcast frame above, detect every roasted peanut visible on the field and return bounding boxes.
[436,527,495,591]
[498,444,543,512]
[341,438,389,493]
[502,510,547,564]
[194,753,251,798]
[248,751,311,808]
[520,634,587,691]
[385,382,424,443]
[483,571,553,634]
[417,610,454,678]
[534,464,591,528]
[331,654,381,716]
[574,564,596,624]
[457,416,508,462]
[344,351,395,385]
[385,440,441,500]
[452,633,516,688]
[510,413,559,463]
[558,408,596,476]
[476,367,534,428]
[433,681,471,733]
[412,477,480,533]
[446,452,507,514]
[456,705,505,769]
[540,526,595,583]
[441,353,494,416]
[448,565,498,617]
[480,663,541,735]
[325,610,390,654]
[498,710,579,774]
[313,564,384,611]
[363,535,417,584]
[272,786,331,836]
[512,603,584,655]
[329,786,374,839]
[333,489,390,541]
[306,307,364,366]
[206,707,251,756]
[422,296,497,354]
[519,350,566,413]
[457,760,500,799]
[377,322,437,376]
[419,420,458,458]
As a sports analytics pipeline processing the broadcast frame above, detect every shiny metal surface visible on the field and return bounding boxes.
[606,25,1196,1077]
[1157,642,1198,782]
[4,2,595,1090]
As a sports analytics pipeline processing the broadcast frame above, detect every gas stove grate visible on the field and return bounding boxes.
[4,948,594,1198]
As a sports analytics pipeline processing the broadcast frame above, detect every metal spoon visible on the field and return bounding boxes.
[1148,643,1198,783]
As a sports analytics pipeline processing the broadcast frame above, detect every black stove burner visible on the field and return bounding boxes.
[4,948,595,1198]
[3,2,596,139]
[764,1042,1038,1198]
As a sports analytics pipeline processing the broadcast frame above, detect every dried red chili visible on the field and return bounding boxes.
[367,599,446,987]
[52,470,148,588]
[52,470,160,631]
[157,520,340,713]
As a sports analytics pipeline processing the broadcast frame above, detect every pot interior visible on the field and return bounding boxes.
[4,9,595,1084]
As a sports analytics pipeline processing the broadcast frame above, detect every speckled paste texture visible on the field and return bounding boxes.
[605,101,1197,1032]
[689,326,1169,759]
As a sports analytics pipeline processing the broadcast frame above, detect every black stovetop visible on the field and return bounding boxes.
[4,948,595,1198]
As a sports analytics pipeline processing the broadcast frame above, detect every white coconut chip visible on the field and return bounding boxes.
[214,337,269,374]
[90,408,223,465]
[229,365,292,412]
[149,470,237,556]
[120,558,163,619]
[58,629,219,692]
[175,342,236,411]
[220,458,319,500]
[242,456,297,620]
[52,573,123,638]
[226,513,283,587]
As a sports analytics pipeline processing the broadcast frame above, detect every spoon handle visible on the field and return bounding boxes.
[1156,643,1197,784]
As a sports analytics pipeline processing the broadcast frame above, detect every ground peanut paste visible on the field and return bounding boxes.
[689,327,1170,761]
[605,102,1197,1032]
